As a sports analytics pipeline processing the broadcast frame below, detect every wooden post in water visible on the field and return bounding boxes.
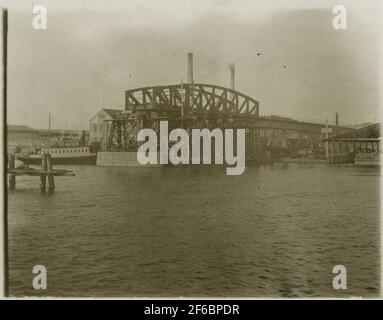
[40,153,47,193]
[8,154,15,190]
[47,154,55,192]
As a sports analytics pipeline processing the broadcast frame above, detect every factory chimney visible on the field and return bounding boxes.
[230,64,235,91]
[187,52,193,84]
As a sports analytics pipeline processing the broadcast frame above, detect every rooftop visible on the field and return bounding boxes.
[7,125,36,132]
[103,108,123,119]
[325,123,380,141]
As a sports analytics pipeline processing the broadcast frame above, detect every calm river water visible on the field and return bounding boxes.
[7,162,380,297]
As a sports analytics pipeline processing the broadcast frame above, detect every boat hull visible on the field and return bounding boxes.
[17,155,97,165]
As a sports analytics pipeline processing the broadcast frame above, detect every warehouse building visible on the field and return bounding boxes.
[89,108,123,151]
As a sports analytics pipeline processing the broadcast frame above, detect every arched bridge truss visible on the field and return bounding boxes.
[107,83,260,157]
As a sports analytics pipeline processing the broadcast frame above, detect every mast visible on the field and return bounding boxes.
[48,112,51,138]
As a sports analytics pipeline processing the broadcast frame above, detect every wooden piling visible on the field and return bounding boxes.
[46,154,55,192]
[6,153,74,192]
[8,154,15,190]
[40,153,47,193]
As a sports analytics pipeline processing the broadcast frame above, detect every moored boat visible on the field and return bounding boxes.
[17,146,97,165]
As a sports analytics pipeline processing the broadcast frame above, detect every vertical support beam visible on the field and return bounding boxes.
[184,85,190,113]
[40,153,47,193]
[47,154,55,192]
[170,87,174,108]
[212,87,215,110]
[2,8,9,298]
[107,120,115,151]
[125,91,129,109]
[252,128,256,157]
[116,121,122,149]
[152,88,157,110]
[8,154,15,191]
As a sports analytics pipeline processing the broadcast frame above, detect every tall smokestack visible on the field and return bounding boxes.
[230,64,235,91]
[335,112,339,127]
[187,52,193,84]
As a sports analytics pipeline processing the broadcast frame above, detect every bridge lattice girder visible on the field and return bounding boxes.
[125,83,259,120]
[107,83,260,152]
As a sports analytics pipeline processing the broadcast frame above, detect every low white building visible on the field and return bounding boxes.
[7,125,39,154]
[89,108,123,150]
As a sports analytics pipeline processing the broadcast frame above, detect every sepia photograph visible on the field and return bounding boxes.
[0,0,381,300]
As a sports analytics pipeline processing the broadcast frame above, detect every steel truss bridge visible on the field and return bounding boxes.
[107,83,260,159]
[106,83,353,158]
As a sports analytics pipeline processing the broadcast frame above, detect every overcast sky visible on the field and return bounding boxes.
[2,0,382,129]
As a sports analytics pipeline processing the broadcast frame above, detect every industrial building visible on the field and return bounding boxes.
[325,122,381,164]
